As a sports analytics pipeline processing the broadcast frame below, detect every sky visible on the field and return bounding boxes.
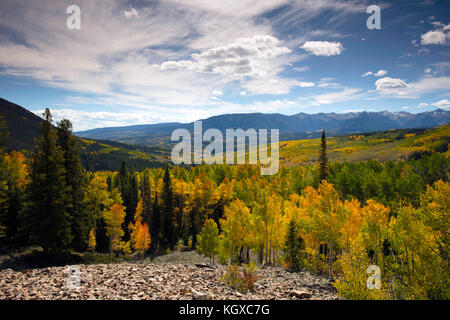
[0,0,449,131]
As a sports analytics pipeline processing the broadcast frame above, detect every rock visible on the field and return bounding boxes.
[191,289,208,300]
[194,263,215,269]
[289,289,312,299]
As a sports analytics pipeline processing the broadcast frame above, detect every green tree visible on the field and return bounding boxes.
[161,165,175,248]
[197,218,220,265]
[57,119,87,251]
[283,219,305,271]
[24,108,72,253]
[0,113,9,240]
[319,129,328,182]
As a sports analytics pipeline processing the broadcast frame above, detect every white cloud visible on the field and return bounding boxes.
[424,68,432,73]
[212,90,223,96]
[240,91,247,96]
[300,41,343,56]
[421,30,448,45]
[374,69,387,77]
[363,70,387,77]
[375,76,450,98]
[375,77,408,91]
[299,82,315,87]
[160,35,291,78]
[421,22,450,45]
[293,66,309,72]
[123,7,139,19]
[418,102,429,107]
[310,87,364,105]
[431,99,450,109]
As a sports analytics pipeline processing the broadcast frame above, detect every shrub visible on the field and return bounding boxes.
[222,262,259,293]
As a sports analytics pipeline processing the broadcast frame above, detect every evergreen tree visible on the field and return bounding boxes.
[0,113,8,148]
[319,129,329,181]
[161,165,175,248]
[24,108,72,253]
[141,170,152,226]
[151,190,160,251]
[124,166,138,239]
[0,152,27,244]
[283,219,305,271]
[0,114,9,241]
[57,119,87,251]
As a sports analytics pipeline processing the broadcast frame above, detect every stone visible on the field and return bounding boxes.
[191,289,208,300]
[289,289,312,299]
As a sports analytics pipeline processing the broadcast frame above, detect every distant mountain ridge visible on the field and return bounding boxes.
[76,109,450,146]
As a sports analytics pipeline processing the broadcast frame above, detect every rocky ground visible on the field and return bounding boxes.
[0,263,338,300]
[0,251,338,300]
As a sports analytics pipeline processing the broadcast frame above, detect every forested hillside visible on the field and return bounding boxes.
[0,98,169,170]
[75,109,450,146]
[0,109,448,299]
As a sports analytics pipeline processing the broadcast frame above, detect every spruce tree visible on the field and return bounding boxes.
[283,219,305,271]
[25,109,72,253]
[151,189,160,250]
[161,165,175,248]
[125,166,138,239]
[141,170,152,227]
[57,119,87,251]
[0,114,8,241]
[319,129,329,182]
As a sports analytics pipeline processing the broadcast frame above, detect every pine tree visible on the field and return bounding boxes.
[0,152,27,244]
[161,165,175,248]
[319,129,328,182]
[125,167,138,240]
[151,189,160,251]
[283,219,304,271]
[57,119,87,251]
[0,113,9,241]
[141,170,152,227]
[24,108,72,253]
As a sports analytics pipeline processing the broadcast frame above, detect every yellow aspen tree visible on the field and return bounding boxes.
[360,199,390,275]
[341,199,363,253]
[135,222,151,257]
[104,202,126,262]
[220,199,252,263]
[306,181,346,278]
[88,228,96,253]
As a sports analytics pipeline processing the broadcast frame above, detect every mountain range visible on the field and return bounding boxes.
[1,96,449,171]
[75,109,450,146]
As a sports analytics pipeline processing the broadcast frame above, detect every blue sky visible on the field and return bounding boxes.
[0,0,449,131]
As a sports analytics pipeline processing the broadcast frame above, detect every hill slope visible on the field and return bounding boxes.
[0,98,169,170]
[76,109,450,146]
[280,125,450,166]
[0,98,43,151]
